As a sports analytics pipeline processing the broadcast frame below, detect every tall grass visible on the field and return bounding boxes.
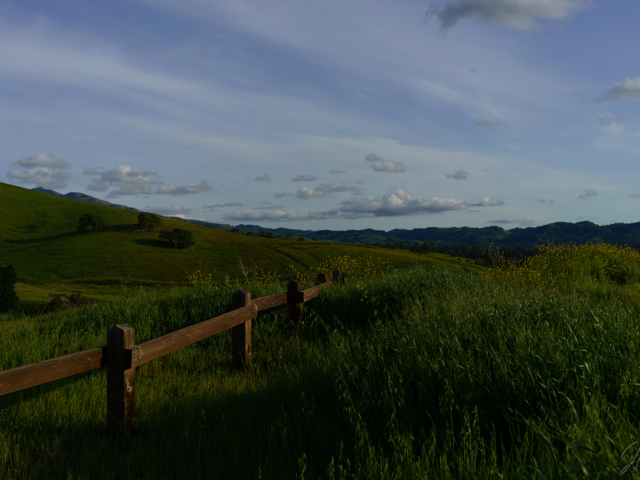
[2,245,640,478]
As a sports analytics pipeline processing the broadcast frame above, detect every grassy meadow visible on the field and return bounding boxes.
[0,182,475,305]
[1,241,640,478]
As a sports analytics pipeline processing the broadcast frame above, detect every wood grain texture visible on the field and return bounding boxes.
[0,347,106,396]
[107,324,135,441]
[252,292,287,311]
[132,304,258,368]
[287,280,303,324]
[299,281,333,302]
[231,290,252,371]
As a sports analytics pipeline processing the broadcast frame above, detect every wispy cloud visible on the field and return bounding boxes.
[424,0,591,33]
[6,153,71,189]
[445,169,470,180]
[144,204,193,216]
[474,118,505,129]
[203,201,245,210]
[157,181,212,196]
[295,183,363,199]
[488,219,534,226]
[473,197,504,207]
[251,174,271,181]
[578,189,597,200]
[580,77,640,103]
[292,175,318,181]
[83,165,211,197]
[225,188,503,222]
[365,153,404,172]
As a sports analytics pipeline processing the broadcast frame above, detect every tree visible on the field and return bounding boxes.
[0,264,19,312]
[159,228,195,249]
[77,214,106,231]
[137,212,163,231]
[421,242,432,253]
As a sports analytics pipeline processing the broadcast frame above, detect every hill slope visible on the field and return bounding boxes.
[1,182,468,301]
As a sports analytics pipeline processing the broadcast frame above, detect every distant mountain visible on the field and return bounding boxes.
[236,221,640,247]
[32,187,140,212]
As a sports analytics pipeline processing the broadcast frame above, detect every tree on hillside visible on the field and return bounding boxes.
[159,228,195,249]
[137,212,163,231]
[77,214,106,231]
[0,264,19,312]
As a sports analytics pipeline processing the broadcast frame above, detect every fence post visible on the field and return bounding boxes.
[316,272,328,285]
[107,324,135,441]
[287,280,302,324]
[231,290,252,371]
[332,270,348,285]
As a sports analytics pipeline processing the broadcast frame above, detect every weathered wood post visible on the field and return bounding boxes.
[332,270,348,285]
[316,272,329,285]
[287,280,302,324]
[231,290,252,371]
[107,324,136,441]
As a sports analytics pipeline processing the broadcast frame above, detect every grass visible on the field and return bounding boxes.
[0,182,474,305]
[2,243,640,478]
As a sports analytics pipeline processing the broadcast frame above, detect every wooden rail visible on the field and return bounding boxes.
[0,271,347,441]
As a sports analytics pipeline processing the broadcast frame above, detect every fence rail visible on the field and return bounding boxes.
[0,271,347,441]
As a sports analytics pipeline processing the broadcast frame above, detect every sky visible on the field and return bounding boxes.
[2,0,640,231]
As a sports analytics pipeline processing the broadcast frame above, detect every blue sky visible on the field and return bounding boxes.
[2,0,640,230]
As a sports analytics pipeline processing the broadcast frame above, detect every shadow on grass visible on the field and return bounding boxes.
[133,238,173,249]
[6,224,137,245]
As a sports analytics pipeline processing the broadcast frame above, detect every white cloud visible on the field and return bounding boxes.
[425,0,592,33]
[84,165,162,193]
[83,165,210,197]
[225,188,502,222]
[446,169,470,180]
[252,174,271,181]
[296,186,325,199]
[225,208,340,222]
[580,78,640,103]
[339,189,468,218]
[578,189,597,200]
[6,153,71,189]
[144,204,193,215]
[473,197,504,207]
[157,181,212,196]
[365,153,405,172]
[296,183,363,199]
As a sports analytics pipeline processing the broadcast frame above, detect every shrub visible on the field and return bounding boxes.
[159,228,195,249]
[77,214,106,231]
[0,263,19,312]
[137,212,163,231]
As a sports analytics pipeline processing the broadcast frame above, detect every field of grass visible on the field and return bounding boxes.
[0,182,476,305]
[2,243,640,478]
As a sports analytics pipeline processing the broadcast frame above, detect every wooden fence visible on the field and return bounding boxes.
[0,271,348,442]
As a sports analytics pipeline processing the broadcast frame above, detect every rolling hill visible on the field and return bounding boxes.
[1,182,470,302]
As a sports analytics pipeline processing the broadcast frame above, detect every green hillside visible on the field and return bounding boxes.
[0,182,473,302]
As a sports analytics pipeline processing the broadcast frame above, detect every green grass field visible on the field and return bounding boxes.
[0,182,477,304]
[2,242,640,478]
[4,183,640,478]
